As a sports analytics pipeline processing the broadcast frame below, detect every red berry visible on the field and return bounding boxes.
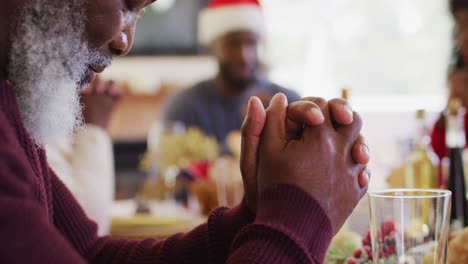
[353,249,362,258]
[362,230,371,245]
[381,220,396,236]
[346,257,357,264]
[363,245,373,260]
[364,245,372,254]
[365,230,371,240]
[362,238,370,246]
[386,246,395,255]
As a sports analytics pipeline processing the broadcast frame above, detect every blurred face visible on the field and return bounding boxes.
[455,10,468,62]
[449,69,468,108]
[6,0,153,144]
[212,30,259,91]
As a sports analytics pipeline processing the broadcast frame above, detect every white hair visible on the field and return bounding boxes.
[8,0,111,145]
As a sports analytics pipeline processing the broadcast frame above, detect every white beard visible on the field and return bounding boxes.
[7,0,112,146]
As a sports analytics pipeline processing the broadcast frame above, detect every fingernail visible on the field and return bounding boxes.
[359,168,371,188]
[342,104,353,121]
[365,170,371,183]
[359,169,371,188]
[361,144,370,157]
[311,107,325,122]
[271,93,287,106]
[246,97,253,118]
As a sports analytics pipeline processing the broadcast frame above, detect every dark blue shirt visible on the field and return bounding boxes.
[163,78,301,148]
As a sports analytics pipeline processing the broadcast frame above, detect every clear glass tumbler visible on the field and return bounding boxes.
[368,189,451,264]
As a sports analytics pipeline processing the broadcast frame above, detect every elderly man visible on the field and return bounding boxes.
[164,0,301,148]
[0,0,370,263]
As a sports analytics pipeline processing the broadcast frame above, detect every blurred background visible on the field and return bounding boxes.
[60,1,468,261]
[100,0,453,198]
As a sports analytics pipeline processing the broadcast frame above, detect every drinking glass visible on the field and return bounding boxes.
[368,189,451,264]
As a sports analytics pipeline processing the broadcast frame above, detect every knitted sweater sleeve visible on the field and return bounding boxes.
[0,112,333,264]
[226,185,333,264]
[81,184,333,264]
[49,166,257,264]
[52,165,333,264]
[0,112,87,264]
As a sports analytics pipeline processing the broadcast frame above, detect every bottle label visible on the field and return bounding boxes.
[446,117,466,148]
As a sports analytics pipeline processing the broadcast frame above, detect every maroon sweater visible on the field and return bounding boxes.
[0,80,332,263]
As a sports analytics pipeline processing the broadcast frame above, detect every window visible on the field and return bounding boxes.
[261,0,454,112]
[131,0,209,55]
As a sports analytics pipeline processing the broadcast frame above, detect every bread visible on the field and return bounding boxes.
[423,227,468,264]
[447,228,468,264]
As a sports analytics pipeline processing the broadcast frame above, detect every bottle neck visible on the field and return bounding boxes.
[414,118,429,149]
[446,112,466,148]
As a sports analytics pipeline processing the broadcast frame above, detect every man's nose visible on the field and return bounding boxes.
[109,26,135,56]
[241,44,257,63]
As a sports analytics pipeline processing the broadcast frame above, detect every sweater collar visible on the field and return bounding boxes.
[0,80,20,112]
[0,80,38,148]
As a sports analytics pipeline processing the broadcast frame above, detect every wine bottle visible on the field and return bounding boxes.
[445,98,468,230]
[404,110,438,223]
[404,110,438,189]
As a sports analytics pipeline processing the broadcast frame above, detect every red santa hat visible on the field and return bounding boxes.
[198,0,265,45]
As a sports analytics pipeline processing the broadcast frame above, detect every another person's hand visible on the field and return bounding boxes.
[240,94,370,214]
[81,77,123,129]
[256,94,367,234]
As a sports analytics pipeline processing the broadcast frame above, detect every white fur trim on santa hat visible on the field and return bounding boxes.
[198,4,265,46]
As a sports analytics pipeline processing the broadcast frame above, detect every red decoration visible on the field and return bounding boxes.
[186,161,211,180]
[207,0,261,8]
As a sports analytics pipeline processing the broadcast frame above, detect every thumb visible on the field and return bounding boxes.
[240,97,265,212]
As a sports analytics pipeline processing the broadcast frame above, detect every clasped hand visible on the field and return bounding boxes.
[239,93,370,234]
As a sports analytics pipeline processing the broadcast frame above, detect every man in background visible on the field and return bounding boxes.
[163,0,301,147]
[46,77,121,235]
